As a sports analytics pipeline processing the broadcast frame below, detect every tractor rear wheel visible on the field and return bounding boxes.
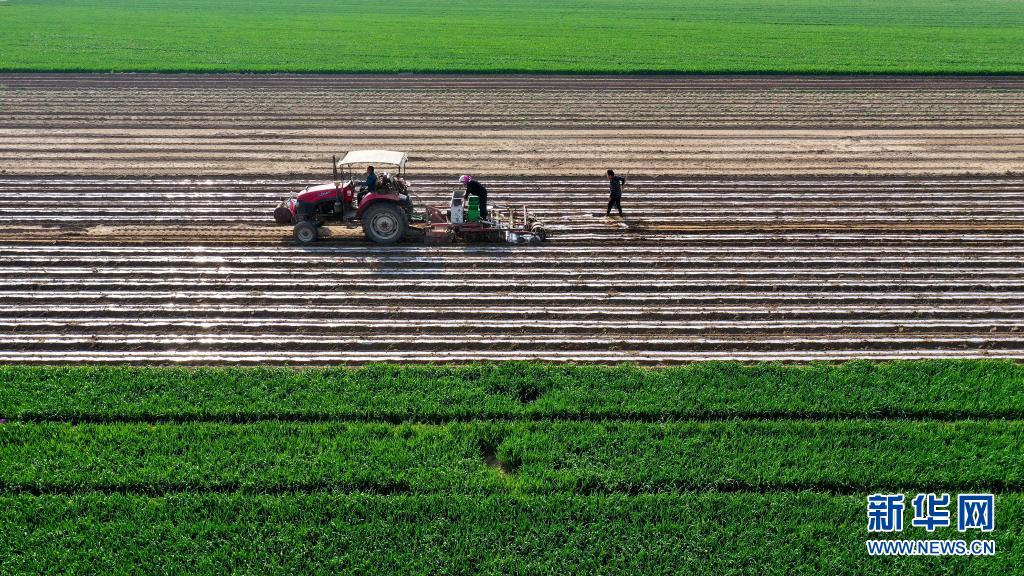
[362,202,408,244]
[293,221,318,244]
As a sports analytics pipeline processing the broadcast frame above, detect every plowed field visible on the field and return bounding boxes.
[1,74,1022,363]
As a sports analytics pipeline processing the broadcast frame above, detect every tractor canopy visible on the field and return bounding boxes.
[337,150,408,172]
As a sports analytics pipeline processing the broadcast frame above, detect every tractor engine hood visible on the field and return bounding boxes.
[295,182,345,203]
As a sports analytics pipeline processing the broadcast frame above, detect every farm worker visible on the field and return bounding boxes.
[460,174,488,220]
[606,169,626,217]
[357,165,378,204]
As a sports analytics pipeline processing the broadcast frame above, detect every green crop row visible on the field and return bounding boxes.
[0,0,1022,73]
[3,361,1021,573]
[3,361,1021,422]
[4,358,1019,422]
[2,492,1020,575]
[2,420,1020,494]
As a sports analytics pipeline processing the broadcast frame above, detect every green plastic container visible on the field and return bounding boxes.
[467,196,480,221]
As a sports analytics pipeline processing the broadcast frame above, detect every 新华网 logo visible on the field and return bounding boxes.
[865,493,996,556]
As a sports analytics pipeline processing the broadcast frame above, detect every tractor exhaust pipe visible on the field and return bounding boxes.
[332,154,343,213]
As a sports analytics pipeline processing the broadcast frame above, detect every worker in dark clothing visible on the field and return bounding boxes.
[460,174,488,220]
[357,165,378,204]
[606,169,626,216]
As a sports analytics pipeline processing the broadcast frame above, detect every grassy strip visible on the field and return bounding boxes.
[1,421,1019,494]
[1,492,1020,575]
[2,361,1022,422]
[0,1,1022,73]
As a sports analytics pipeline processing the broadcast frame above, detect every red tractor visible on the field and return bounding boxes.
[273,150,414,244]
[274,149,547,245]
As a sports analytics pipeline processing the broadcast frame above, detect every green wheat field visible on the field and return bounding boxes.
[0,0,1022,73]
[1,361,1022,574]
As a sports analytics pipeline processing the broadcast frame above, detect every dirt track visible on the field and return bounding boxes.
[1,74,1022,363]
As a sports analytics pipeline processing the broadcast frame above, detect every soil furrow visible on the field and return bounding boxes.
[1,74,1021,362]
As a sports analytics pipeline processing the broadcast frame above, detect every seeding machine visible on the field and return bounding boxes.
[273,150,546,245]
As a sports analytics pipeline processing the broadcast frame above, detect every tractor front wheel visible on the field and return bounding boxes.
[362,202,408,244]
[293,221,318,244]
[273,205,293,225]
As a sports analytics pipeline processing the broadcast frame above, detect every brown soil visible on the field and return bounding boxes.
[0,74,1021,363]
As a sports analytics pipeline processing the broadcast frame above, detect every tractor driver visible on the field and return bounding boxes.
[460,174,488,220]
[357,165,378,205]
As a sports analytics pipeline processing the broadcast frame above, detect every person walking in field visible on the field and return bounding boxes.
[606,169,626,217]
[460,174,488,220]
